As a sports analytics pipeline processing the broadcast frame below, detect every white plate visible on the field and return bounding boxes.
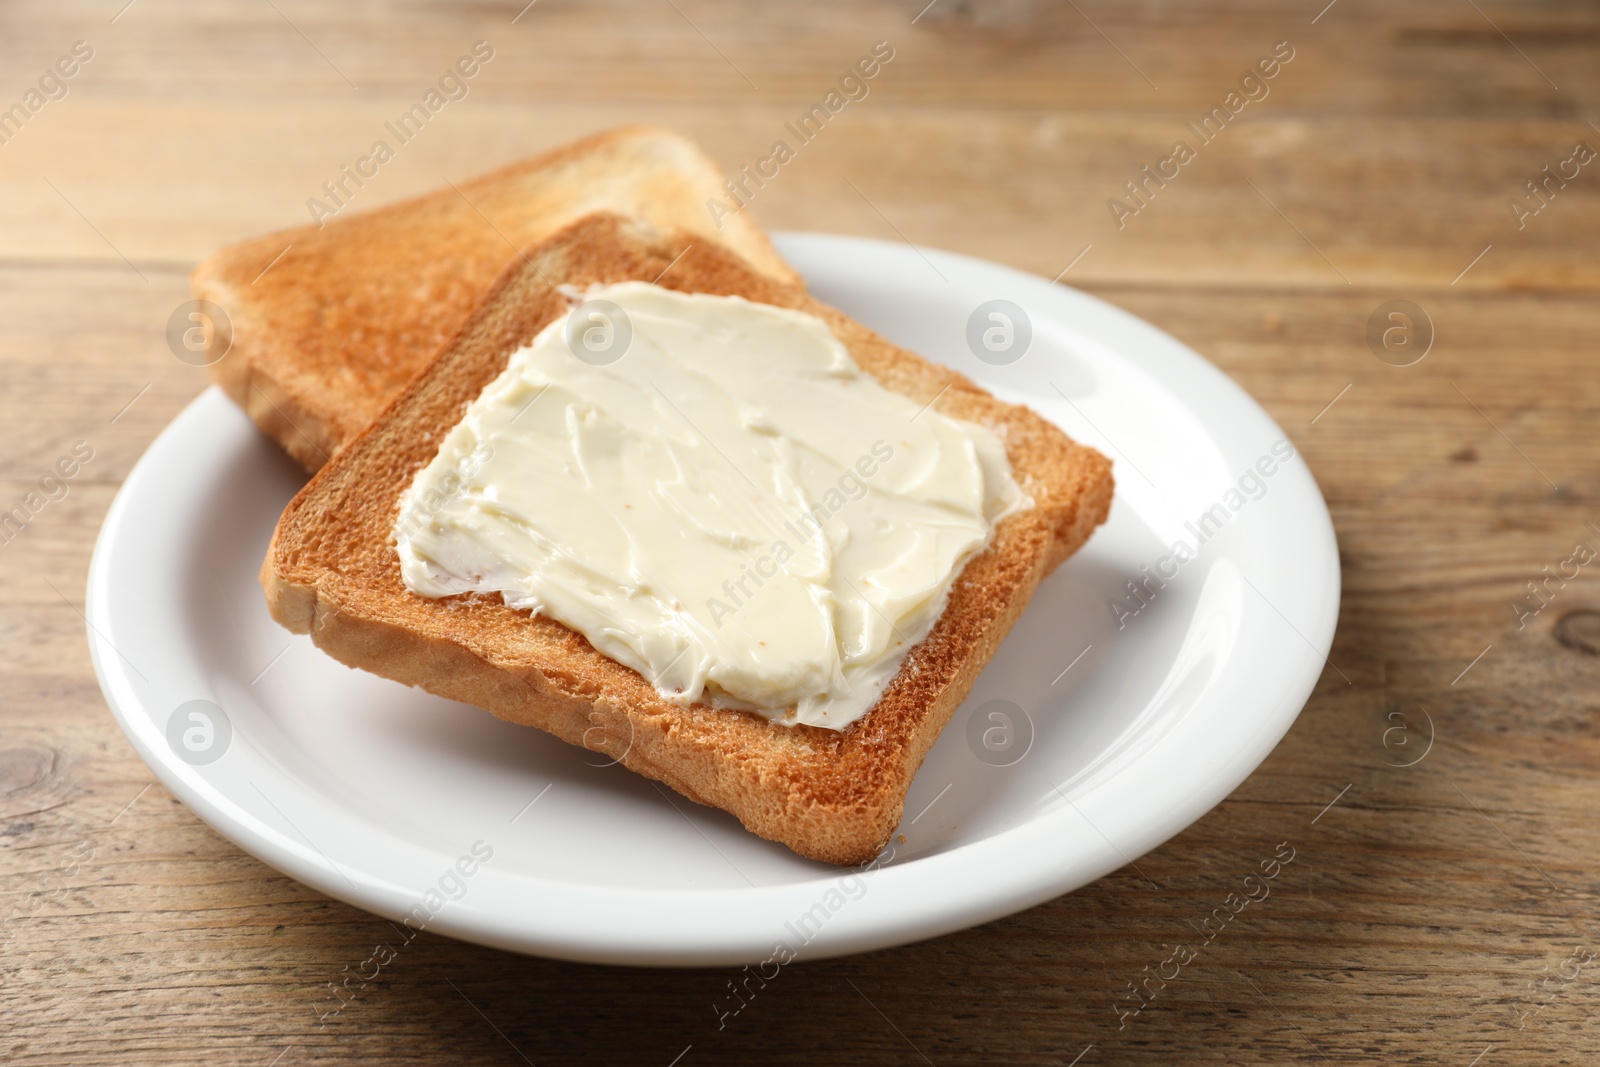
[87,233,1339,966]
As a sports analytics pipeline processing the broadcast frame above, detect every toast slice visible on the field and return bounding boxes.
[262,213,1113,865]
[195,126,799,472]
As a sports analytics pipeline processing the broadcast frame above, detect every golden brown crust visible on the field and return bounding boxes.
[262,214,1113,865]
[196,126,801,472]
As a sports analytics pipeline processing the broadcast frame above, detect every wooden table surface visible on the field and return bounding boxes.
[4,0,1599,1063]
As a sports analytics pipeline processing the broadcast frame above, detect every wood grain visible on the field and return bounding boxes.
[3,0,1599,1063]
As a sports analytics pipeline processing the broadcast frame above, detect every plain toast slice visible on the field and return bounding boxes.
[262,213,1113,865]
[195,126,799,472]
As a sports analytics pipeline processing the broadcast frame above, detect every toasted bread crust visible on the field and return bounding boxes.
[196,126,800,472]
[262,214,1113,865]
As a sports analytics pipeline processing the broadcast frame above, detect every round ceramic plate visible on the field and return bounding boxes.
[87,233,1339,966]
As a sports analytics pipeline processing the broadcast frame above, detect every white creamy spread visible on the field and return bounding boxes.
[394,282,1026,729]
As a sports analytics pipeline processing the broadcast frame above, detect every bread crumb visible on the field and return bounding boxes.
[897,834,907,845]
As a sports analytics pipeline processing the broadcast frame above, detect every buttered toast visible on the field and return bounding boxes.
[260,213,1113,865]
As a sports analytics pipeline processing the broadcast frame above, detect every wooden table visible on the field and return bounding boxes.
[4,1,1598,1063]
